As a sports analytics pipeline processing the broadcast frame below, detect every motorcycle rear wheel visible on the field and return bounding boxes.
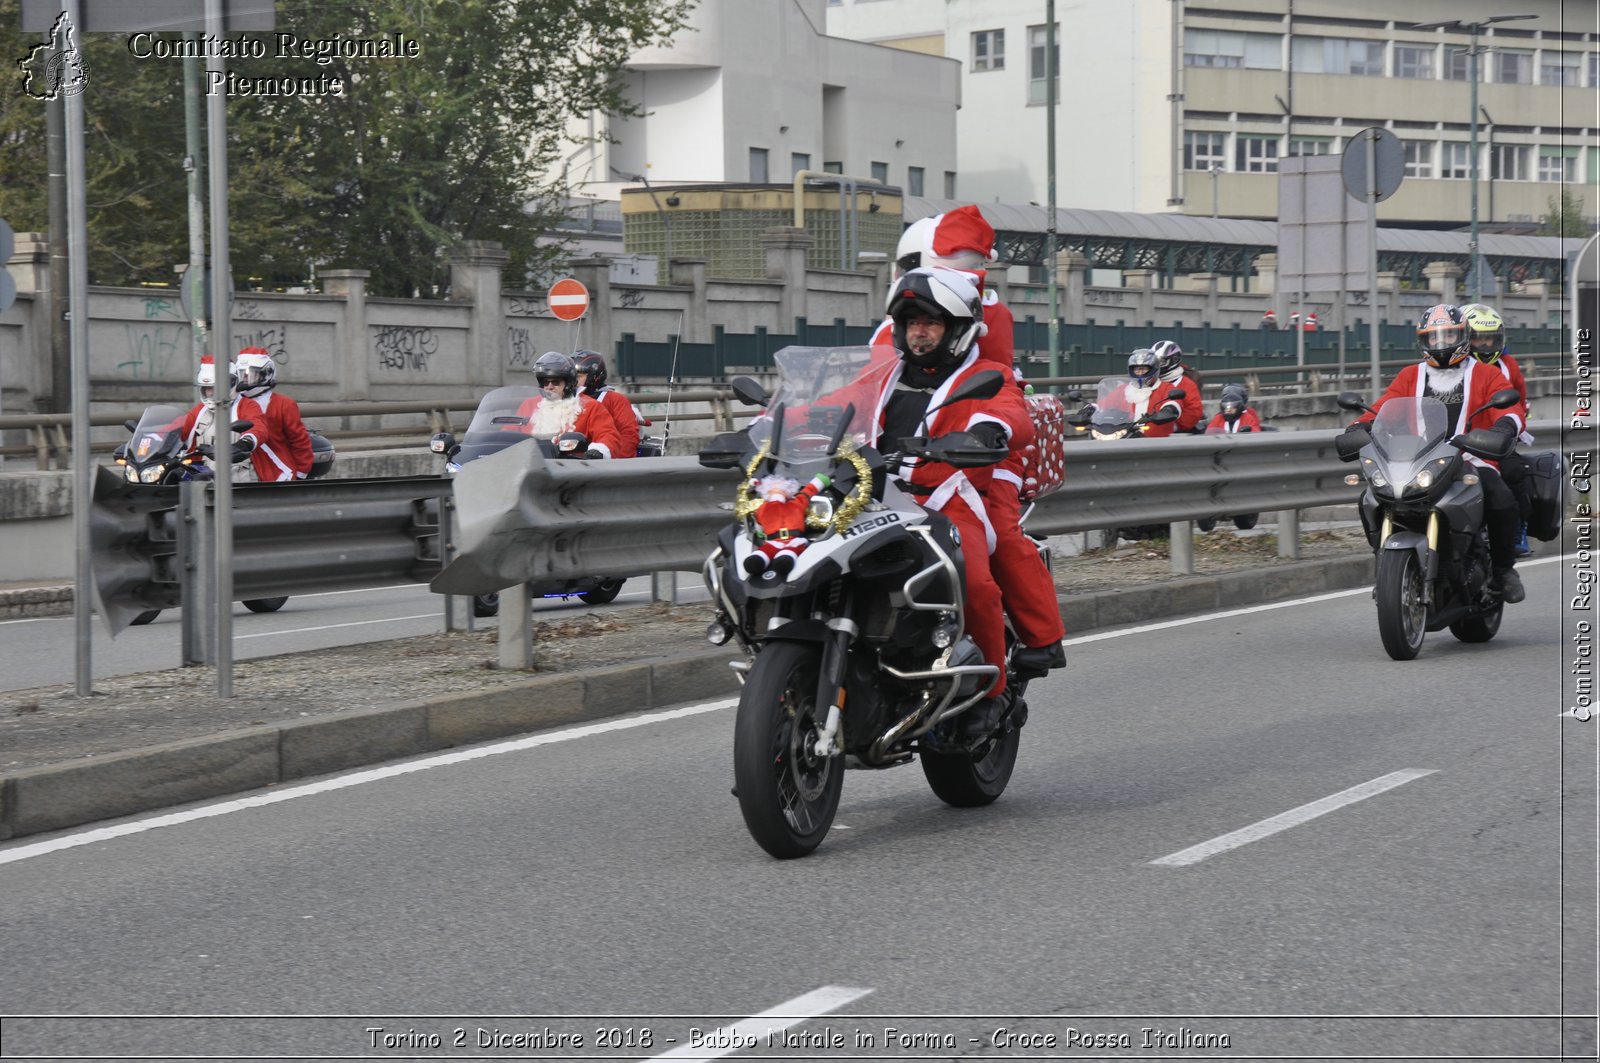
[243,596,289,613]
[732,640,842,859]
[1375,550,1427,660]
[921,719,1021,807]
[130,610,161,626]
[472,593,500,618]
[579,579,624,606]
[1449,601,1503,643]
[1232,513,1259,531]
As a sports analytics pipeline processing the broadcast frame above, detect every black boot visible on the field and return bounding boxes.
[1492,566,1526,604]
[958,692,1007,741]
[1012,641,1065,680]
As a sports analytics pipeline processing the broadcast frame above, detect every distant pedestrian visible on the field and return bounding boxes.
[1303,312,1319,332]
[1261,309,1277,330]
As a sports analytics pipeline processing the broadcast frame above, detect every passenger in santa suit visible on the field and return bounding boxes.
[178,355,267,470]
[518,352,623,458]
[873,207,1067,678]
[1150,339,1205,433]
[573,350,640,458]
[232,347,313,481]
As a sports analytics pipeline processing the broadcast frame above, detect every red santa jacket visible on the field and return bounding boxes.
[1204,408,1263,433]
[1166,366,1205,433]
[515,392,623,458]
[1356,359,1528,468]
[593,386,640,458]
[1121,378,1189,438]
[179,395,268,462]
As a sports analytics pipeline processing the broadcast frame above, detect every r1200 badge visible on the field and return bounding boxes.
[840,511,902,539]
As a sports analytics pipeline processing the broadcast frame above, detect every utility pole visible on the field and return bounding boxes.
[1045,0,1059,381]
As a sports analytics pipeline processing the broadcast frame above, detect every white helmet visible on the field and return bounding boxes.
[235,347,276,398]
[195,356,217,390]
[886,267,985,371]
[893,217,938,278]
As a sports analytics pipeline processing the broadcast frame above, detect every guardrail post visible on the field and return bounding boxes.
[652,570,679,605]
[440,497,469,633]
[1170,521,1195,575]
[497,583,534,670]
[1277,508,1301,560]
[179,479,215,666]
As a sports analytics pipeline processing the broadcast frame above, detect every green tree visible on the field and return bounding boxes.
[0,0,693,295]
[1538,189,1587,239]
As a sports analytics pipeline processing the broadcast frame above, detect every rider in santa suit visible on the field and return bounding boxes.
[519,352,623,458]
[872,206,1066,680]
[232,347,313,481]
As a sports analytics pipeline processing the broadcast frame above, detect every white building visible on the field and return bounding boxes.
[825,0,1599,229]
[556,0,960,204]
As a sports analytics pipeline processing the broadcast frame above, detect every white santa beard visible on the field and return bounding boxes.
[531,395,581,436]
[1423,363,1467,393]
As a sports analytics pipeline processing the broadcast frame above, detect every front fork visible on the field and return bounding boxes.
[1379,512,1441,605]
[811,590,857,757]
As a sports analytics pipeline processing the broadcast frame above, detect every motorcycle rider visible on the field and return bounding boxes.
[178,355,269,472]
[233,347,313,482]
[1205,383,1263,433]
[573,350,641,458]
[1462,303,1533,556]
[877,206,1067,680]
[1151,339,1204,433]
[520,352,623,458]
[1075,349,1188,437]
[1341,303,1529,603]
[855,267,1030,738]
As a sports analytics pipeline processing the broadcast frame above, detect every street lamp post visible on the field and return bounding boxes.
[1411,14,1536,303]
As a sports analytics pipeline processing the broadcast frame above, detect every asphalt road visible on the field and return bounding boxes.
[0,561,1593,1061]
[0,577,712,693]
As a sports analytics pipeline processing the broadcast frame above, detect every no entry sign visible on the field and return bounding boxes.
[547,277,590,321]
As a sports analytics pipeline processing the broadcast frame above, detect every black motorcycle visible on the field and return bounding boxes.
[430,385,628,616]
[1335,387,1522,661]
[1065,376,1183,542]
[699,345,1040,859]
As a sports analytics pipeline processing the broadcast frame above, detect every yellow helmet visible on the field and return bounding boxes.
[1461,303,1505,363]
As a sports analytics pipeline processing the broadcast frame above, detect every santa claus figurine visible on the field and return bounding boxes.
[744,472,832,579]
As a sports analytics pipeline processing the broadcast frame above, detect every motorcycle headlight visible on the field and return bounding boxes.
[1411,469,1434,490]
[1406,457,1454,493]
[139,465,166,484]
[807,494,835,526]
[1360,457,1387,488]
[124,465,141,483]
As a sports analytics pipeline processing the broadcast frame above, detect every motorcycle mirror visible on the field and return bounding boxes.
[927,369,1005,416]
[123,418,139,432]
[1335,391,1373,414]
[231,420,254,432]
[1166,388,1187,401]
[698,431,753,470]
[730,376,771,407]
[429,431,457,455]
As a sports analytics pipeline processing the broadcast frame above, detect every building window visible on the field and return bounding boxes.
[823,160,843,174]
[906,166,924,196]
[1292,36,1384,76]
[749,147,769,183]
[1403,139,1434,178]
[1183,131,1227,171]
[1235,135,1279,173]
[1287,137,1335,156]
[1538,147,1577,182]
[1491,144,1529,181]
[1440,142,1473,180]
[1540,50,1580,86]
[1394,44,1435,79]
[1493,49,1532,84]
[1184,29,1280,69]
[870,160,888,183]
[972,29,1004,71]
[943,171,957,198]
[1445,47,1471,81]
[1027,23,1059,105]
[790,152,810,177]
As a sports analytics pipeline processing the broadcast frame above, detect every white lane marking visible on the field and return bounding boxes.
[0,698,738,867]
[1149,769,1438,866]
[233,613,439,639]
[1066,553,1562,647]
[644,985,873,1062]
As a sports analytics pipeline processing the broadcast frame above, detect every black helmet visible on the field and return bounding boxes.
[573,350,607,395]
[1151,339,1184,375]
[534,351,578,398]
[1417,304,1469,369]
[886,267,984,371]
[1220,383,1248,420]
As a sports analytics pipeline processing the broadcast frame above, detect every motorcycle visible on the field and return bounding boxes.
[1195,420,1278,533]
[1065,376,1182,542]
[1335,387,1522,661]
[699,345,1037,859]
[112,405,335,623]
[429,385,629,617]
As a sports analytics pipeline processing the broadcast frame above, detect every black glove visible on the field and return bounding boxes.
[1491,416,1519,438]
[584,450,605,460]
[967,422,1008,450]
[230,438,256,465]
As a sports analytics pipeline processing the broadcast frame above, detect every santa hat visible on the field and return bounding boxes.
[928,204,998,265]
[196,354,216,387]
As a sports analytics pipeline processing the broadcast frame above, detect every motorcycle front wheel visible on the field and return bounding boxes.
[732,640,843,859]
[1375,550,1427,660]
[921,720,1021,807]
[243,596,289,614]
[578,579,624,606]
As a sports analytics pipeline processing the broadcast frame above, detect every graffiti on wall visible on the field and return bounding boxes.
[374,324,437,373]
[237,325,290,366]
[507,326,536,371]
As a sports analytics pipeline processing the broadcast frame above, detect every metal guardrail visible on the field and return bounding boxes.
[87,419,1583,647]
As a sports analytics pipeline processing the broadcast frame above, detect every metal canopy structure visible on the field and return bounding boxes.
[906,196,1583,292]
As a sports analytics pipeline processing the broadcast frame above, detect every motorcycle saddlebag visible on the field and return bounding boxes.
[1523,449,1565,542]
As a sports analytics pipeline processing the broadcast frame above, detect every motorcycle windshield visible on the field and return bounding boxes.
[127,404,187,464]
[455,386,545,464]
[760,345,899,462]
[1370,396,1451,465]
[1090,376,1140,431]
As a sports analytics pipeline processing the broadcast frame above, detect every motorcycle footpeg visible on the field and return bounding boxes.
[1003,698,1029,732]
